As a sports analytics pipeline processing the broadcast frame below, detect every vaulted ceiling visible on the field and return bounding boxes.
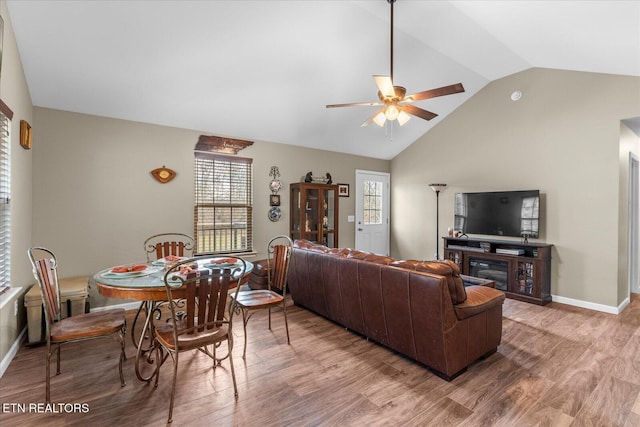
[6,1,640,160]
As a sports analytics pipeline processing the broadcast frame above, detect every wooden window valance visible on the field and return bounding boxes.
[195,135,253,154]
[0,99,14,121]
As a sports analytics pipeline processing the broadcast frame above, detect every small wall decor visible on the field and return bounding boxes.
[301,171,333,184]
[268,166,282,221]
[195,135,253,154]
[151,166,176,184]
[269,166,282,193]
[338,184,350,197]
[20,120,32,150]
[268,206,282,222]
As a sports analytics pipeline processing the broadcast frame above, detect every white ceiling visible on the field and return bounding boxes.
[6,0,640,160]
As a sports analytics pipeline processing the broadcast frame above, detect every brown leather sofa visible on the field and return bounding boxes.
[288,239,506,380]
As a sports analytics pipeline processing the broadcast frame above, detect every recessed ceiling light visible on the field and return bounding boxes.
[511,90,522,101]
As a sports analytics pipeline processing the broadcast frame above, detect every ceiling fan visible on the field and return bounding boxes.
[326,0,465,127]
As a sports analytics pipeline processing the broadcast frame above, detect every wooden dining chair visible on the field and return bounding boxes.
[27,247,127,402]
[143,232,195,262]
[230,235,293,358]
[153,256,246,424]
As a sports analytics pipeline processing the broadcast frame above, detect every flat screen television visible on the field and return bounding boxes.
[454,190,540,238]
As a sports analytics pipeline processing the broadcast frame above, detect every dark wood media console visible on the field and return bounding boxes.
[443,237,552,305]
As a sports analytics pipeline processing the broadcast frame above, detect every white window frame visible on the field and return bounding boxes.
[194,152,253,255]
[0,107,11,294]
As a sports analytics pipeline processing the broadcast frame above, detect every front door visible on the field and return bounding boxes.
[355,170,390,256]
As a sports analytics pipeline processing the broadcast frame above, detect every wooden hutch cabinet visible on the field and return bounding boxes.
[290,183,339,248]
[444,237,552,305]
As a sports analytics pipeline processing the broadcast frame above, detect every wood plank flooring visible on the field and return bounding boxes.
[1,294,639,426]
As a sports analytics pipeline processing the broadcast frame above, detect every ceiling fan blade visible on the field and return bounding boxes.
[404,83,465,102]
[326,101,382,108]
[373,75,395,98]
[402,104,438,121]
[361,108,386,127]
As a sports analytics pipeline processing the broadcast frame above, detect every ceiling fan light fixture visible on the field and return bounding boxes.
[397,110,411,126]
[325,0,464,129]
[384,104,400,120]
[373,111,387,127]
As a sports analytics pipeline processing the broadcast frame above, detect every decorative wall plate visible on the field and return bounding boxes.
[268,206,281,222]
[151,166,176,184]
[269,179,282,193]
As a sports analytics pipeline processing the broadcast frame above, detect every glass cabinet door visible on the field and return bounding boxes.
[291,186,301,241]
[290,183,339,248]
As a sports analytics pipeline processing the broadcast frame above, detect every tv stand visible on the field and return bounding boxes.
[443,237,552,305]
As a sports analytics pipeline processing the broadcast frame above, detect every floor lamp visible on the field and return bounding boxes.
[429,183,447,260]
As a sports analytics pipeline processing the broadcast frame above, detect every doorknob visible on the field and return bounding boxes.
[358,228,363,231]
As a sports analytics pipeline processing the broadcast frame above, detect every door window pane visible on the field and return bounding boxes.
[363,181,382,225]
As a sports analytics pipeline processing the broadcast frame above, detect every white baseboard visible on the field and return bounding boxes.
[551,294,629,315]
[0,326,26,379]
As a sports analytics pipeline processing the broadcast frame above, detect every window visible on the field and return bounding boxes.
[194,152,252,254]
[363,180,383,224]
[0,107,11,294]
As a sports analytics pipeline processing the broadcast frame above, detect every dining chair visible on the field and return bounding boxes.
[153,256,246,424]
[230,235,293,358]
[132,233,196,347]
[27,247,126,402]
[143,232,195,262]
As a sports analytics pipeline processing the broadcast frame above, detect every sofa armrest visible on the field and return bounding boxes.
[453,285,505,320]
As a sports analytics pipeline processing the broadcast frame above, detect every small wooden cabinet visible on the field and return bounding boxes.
[290,183,339,248]
[444,237,552,305]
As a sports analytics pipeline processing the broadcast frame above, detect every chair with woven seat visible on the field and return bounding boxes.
[28,247,126,402]
[143,232,195,262]
[231,235,293,358]
[153,256,246,424]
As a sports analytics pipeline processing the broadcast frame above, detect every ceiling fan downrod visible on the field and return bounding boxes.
[388,0,396,83]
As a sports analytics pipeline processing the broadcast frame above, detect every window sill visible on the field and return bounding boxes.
[0,287,25,311]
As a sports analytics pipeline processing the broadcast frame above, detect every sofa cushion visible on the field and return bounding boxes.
[454,286,506,320]
[346,250,371,260]
[363,254,394,265]
[294,240,328,253]
[327,248,350,257]
[414,261,466,305]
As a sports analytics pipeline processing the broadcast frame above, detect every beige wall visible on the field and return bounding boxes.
[32,108,389,308]
[391,68,640,310]
[618,122,640,301]
[0,0,34,365]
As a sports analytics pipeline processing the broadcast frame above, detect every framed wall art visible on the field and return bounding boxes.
[270,194,281,206]
[338,184,349,197]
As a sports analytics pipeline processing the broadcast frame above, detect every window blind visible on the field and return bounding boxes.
[194,152,253,254]
[0,110,11,293]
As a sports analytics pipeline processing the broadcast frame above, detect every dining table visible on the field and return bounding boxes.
[93,257,253,382]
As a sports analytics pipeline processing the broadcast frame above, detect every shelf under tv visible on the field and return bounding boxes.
[443,237,552,305]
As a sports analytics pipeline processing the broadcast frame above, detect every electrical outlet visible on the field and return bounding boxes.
[14,300,18,316]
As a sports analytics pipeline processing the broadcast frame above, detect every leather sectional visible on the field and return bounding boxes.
[287,239,506,380]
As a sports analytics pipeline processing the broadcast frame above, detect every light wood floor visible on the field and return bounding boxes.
[1,294,639,427]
